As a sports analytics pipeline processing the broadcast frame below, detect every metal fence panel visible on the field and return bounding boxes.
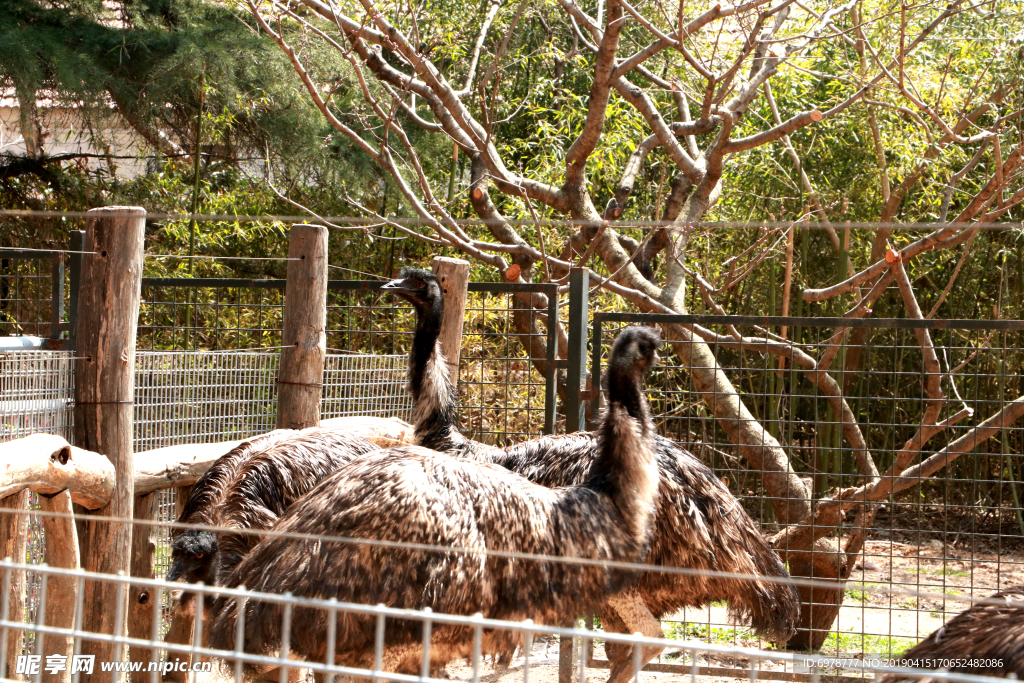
[0,560,1014,683]
[322,354,412,420]
[591,312,1024,662]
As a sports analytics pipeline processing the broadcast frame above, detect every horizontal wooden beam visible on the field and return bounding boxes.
[0,434,115,510]
[133,416,415,495]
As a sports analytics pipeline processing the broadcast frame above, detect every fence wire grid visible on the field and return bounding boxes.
[0,557,1014,683]
[0,347,414,657]
[590,313,1024,662]
[3,218,1024,679]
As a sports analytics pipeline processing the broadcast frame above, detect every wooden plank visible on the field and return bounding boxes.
[430,256,470,389]
[277,224,329,430]
[39,490,79,683]
[133,440,247,496]
[74,205,146,681]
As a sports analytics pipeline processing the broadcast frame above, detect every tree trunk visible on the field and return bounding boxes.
[786,538,847,651]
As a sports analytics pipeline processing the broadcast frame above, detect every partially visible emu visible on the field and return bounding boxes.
[877,584,1023,682]
[208,326,662,674]
[168,427,381,587]
[382,268,799,682]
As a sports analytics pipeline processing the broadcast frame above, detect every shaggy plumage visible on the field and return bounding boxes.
[207,327,662,673]
[877,584,1024,681]
[168,428,381,587]
[384,268,799,681]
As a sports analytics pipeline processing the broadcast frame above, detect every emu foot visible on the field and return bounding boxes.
[602,592,666,683]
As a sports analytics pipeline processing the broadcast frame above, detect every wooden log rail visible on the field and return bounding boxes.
[133,416,415,494]
[0,434,116,510]
[0,416,414,504]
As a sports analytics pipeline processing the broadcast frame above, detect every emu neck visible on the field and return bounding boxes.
[408,299,443,403]
[408,300,463,452]
[593,367,658,542]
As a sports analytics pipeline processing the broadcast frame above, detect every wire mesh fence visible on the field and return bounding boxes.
[0,346,415,659]
[459,289,555,445]
[135,279,558,440]
[591,313,1024,662]
[133,351,281,451]
[0,255,64,340]
[4,220,1024,677]
[0,351,74,442]
[322,354,412,419]
[0,559,1016,683]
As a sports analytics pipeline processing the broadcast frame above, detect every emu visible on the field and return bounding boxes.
[207,326,662,675]
[877,584,1023,682]
[382,268,799,682]
[168,427,381,588]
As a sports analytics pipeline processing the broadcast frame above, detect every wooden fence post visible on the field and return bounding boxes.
[277,224,328,430]
[128,493,158,668]
[39,490,80,683]
[430,257,470,388]
[162,485,195,682]
[0,490,29,681]
[74,206,145,680]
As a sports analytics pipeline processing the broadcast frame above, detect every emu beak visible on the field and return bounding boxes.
[381,277,417,294]
[166,562,185,583]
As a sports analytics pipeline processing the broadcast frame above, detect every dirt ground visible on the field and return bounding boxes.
[442,536,1024,683]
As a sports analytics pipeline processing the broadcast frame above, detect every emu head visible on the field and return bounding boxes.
[382,268,443,319]
[607,326,661,417]
[167,529,218,584]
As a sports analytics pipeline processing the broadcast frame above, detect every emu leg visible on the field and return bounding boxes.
[603,592,665,683]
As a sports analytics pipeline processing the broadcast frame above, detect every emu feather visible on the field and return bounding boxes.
[168,427,381,587]
[208,326,663,674]
[384,268,799,681]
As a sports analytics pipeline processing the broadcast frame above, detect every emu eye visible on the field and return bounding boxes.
[195,552,204,559]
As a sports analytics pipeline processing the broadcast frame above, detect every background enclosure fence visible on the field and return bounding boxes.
[3,226,1024,676]
[590,312,1024,662]
[0,347,415,647]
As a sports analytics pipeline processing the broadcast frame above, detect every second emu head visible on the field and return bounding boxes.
[382,268,443,319]
[607,325,661,419]
[167,529,218,583]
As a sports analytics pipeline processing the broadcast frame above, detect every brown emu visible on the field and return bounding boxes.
[168,427,381,588]
[382,268,799,681]
[207,326,662,674]
[877,584,1023,682]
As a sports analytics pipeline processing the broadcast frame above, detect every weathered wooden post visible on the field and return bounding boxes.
[74,206,146,680]
[40,490,80,683]
[128,493,158,668]
[276,224,328,430]
[162,485,195,682]
[430,256,470,388]
[0,490,29,681]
